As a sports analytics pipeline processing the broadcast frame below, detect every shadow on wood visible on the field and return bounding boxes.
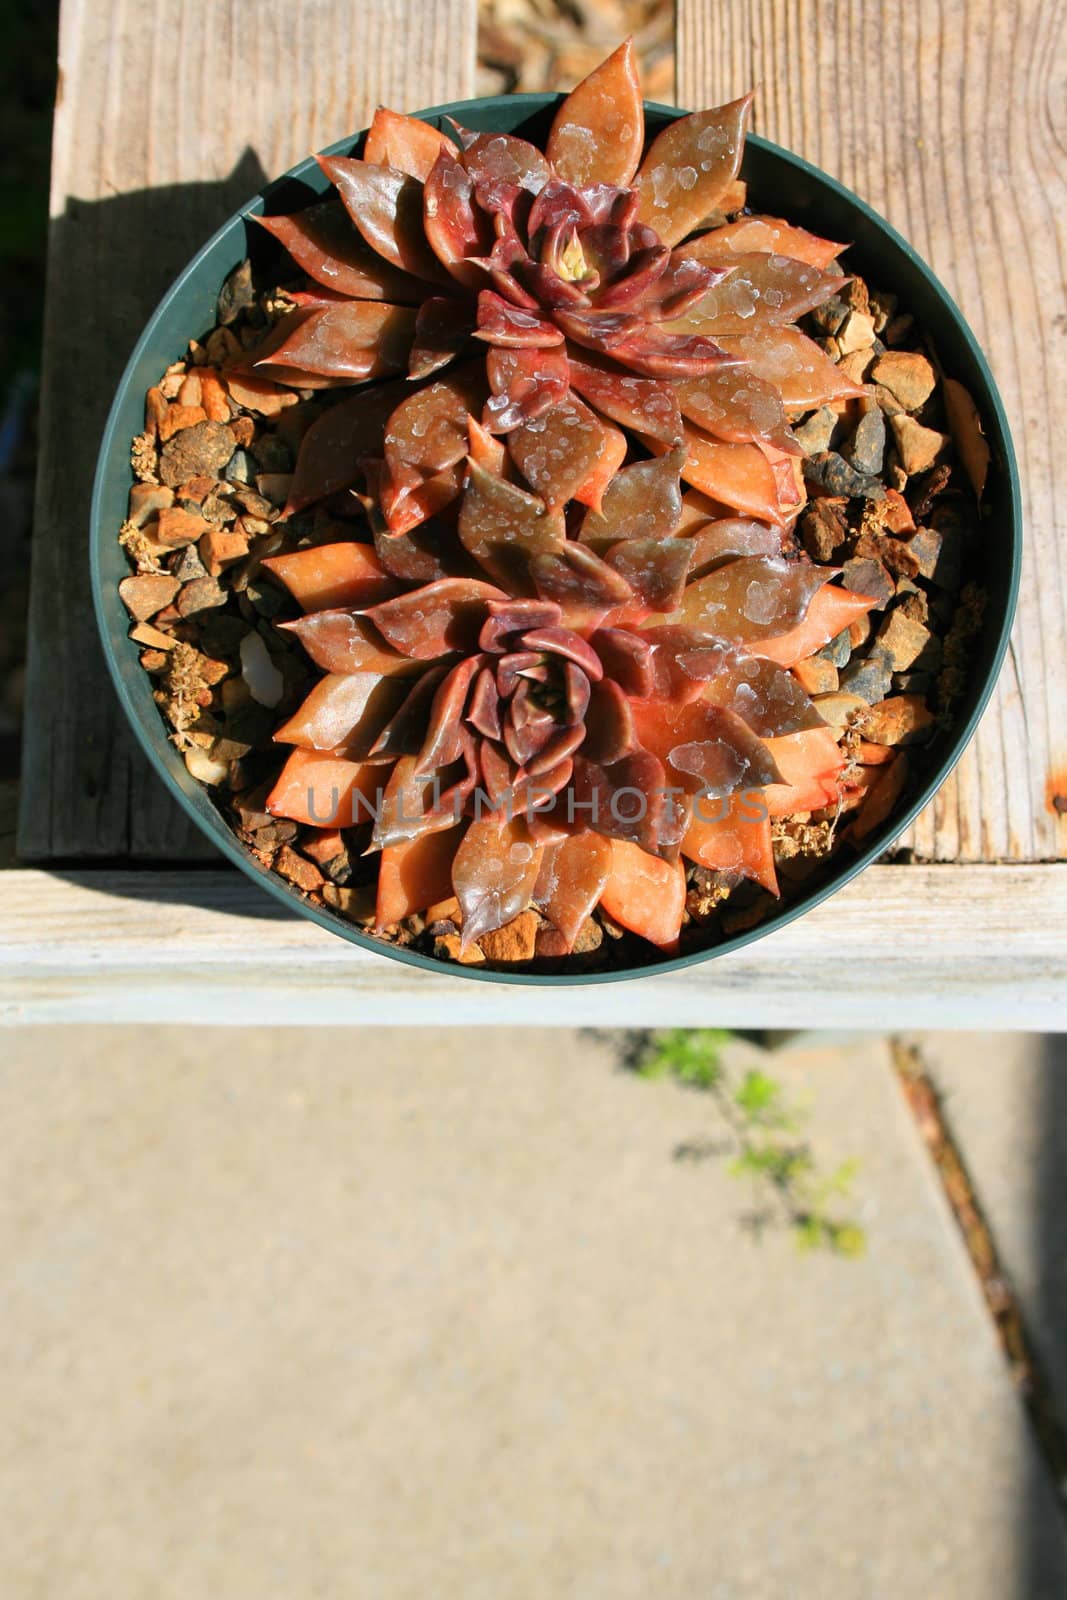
[18,149,269,865]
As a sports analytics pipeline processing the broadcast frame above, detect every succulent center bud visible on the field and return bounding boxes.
[556,227,591,284]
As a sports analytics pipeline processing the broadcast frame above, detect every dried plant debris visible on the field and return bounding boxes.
[116,43,990,971]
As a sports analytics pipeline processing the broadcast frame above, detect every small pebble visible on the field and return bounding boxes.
[874,609,942,673]
[225,449,255,484]
[842,407,886,476]
[890,414,949,476]
[818,628,853,669]
[793,406,839,455]
[803,451,886,501]
[840,650,894,704]
[842,556,895,609]
[869,351,937,411]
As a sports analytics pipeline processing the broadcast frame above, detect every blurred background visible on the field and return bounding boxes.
[3,2,1066,1597]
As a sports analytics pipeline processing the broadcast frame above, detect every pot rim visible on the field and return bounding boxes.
[90,92,1022,987]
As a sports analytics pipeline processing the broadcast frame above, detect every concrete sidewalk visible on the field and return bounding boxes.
[2,1027,1066,1599]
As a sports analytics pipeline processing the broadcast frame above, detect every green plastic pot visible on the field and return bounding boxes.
[91,93,1021,985]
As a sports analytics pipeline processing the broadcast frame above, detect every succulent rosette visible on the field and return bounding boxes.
[253,42,880,956]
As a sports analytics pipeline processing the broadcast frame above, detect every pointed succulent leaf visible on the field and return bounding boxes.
[546,39,644,188]
[256,302,417,382]
[668,707,783,797]
[505,682,562,766]
[582,678,636,764]
[479,598,563,652]
[495,650,547,697]
[533,829,614,950]
[484,344,571,433]
[474,290,565,349]
[571,414,627,514]
[409,296,475,379]
[433,726,482,816]
[263,543,399,612]
[568,354,683,445]
[452,812,544,950]
[384,370,487,486]
[585,241,670,310]
[630,697,781,796]
[634,93,753,248]
[599,839,687,948]
[458,460,566,591]
[511,759,576,816]
[285,380,411,514]
[661,427,786,525]
[762,726,846,817]
[461,130,551,197]
[363,107,454,181]
[376,819,465,930]
[580,447,685,547]
[267,748,389,829]
[467,416,508,475]
[508,395,605,513]
[571,750,683,857]
[677,214,846,270]
[681,792,779,896]
[380,369,487,531]
[371,754,460,851]
[752,583,877,669]
[664,254,849,337]
[702,653,826,737]
[641,625,731,702]
[279,611,426,677]
[634,254,727,320]
[684,519,783,579]
[714,327,867,409]
[372,510,469,585]
[366,576,506,659]
[529,542,633,631]
[319,156,445,282]
[522,723,587,780]
[675,487,723,535]
[557,311,734,378]
[468,666,503,739]
[524,626,604,681]
[590,627,656,697]
[422,147,494,289]
[605,538,693,616]
[526,178,595,239]
[379,460,466,534]
[273,671,409,756]
[678,556,831,642]
[508,255,591,312]
[253,202,425,303]
[674,366,801,456]
[369,665,450,758]
[414,656,484,775]
[476,738,514,810]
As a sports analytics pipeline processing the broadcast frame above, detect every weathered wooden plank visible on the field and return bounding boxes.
[3,864,1065,1027]
[18,0,477,861]
[678,0,1067,864]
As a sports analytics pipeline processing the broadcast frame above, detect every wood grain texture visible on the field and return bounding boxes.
[3,864,1066,1027]
[18,0,477,861]
[679,0,1067,863]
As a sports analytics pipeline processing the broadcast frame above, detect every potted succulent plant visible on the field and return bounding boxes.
[95,41,1019,978]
